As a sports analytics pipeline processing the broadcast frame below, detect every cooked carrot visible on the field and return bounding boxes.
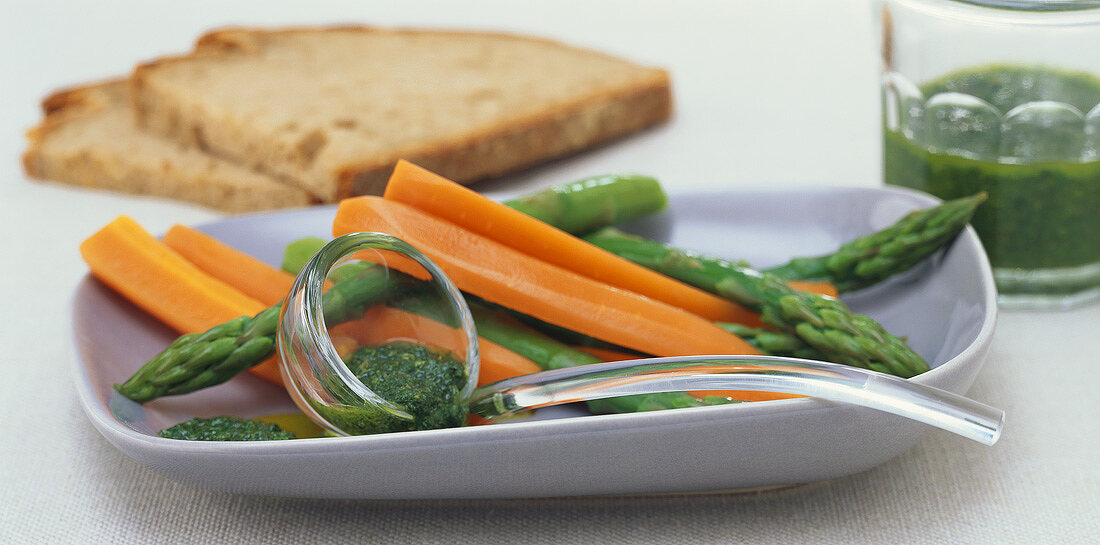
[788,280,838,298]
[571,346,639,362]
[382,161,837,323]
[80,217,266,334]
[245,357,283,385]
[333,197,760,358]
[688,390,802,403]
[163,224,297,307]
[333,306,542,386]
[80,216,283,385]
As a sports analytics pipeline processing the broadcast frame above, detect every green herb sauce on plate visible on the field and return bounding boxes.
[313,341,468,435]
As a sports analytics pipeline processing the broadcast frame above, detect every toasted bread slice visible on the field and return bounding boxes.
[23,80,314,213]
[132,26,672,202]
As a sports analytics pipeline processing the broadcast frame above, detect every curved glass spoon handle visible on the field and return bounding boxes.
[469,355,1004,445]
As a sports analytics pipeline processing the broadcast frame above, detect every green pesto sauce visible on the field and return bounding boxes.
[884,64,1100,272]
[158,416,297,441]
[314,341,468,435]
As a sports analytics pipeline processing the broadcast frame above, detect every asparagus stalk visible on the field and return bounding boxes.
[716,323,829,361]
[583,228,929,377]
[281,237,328,276]
[507,176,982,295]
[281,237,327,274]
[115,265,401,403]
[503,174,667,235]
[764,193,987,292]
[468,306,599,372]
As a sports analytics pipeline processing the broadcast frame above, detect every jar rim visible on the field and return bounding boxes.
[887,0,1100,26]
[953,0,1100,11]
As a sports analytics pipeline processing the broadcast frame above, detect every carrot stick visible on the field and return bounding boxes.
[788,280,838,298]
[333,306,542,386]
[333,197,760,358]
[571,346,638,362]
[163,224,297,307]
[382,161,837,323]
[80,217,266,334]
[689,390,802,402]
[80,217,283,385]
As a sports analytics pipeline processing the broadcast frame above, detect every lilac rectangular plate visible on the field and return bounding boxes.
[72,186,997,499]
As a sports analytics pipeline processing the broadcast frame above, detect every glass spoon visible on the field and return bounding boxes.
[278,233,1003,445]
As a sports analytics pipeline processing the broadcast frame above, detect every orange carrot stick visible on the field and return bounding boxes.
[382,161,837,323]
[160,223,298,383]
[80,216,266,334]
[571,346,639,362]
[333,306,542,386]
[381,161,760,323]
[163,224,297,307]
[689,390,802,402]
[80,216,288,383]
[788,280,838,298]
[333,197,760,358]
[80,217,284,385]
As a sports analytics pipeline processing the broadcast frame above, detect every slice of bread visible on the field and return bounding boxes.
[132,26,672,202]
[23,80,314,213]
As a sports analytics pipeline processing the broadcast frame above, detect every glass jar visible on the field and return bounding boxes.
[877,0,1100,309]
[277,232,480,436]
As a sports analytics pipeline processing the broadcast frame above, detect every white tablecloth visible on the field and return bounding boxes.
[2,1,1097,543]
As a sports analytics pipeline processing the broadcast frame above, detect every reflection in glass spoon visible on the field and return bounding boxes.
[278,233,1003,445]
[468,355,1003,445]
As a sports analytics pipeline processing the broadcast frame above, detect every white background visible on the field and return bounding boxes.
[1,1,1097,543]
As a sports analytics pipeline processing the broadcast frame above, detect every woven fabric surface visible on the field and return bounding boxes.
[2,308,1097,544]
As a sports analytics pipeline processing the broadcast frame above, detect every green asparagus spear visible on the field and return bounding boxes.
[279,236,373,285]
[507,175,982,295]
[281,237,328,276]
[281,237,327,275]
[586,392,734,413]
[716,323,829,361]
[764,193,986,292]
[115,265,402,403]
[503,174,667,235]
[583,228,929,377]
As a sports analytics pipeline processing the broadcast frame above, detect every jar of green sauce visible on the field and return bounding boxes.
[877,0,1100,309]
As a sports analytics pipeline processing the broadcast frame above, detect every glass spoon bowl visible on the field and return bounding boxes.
[278,233,1004,445]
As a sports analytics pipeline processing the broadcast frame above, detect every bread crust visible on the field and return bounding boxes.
[132,25,673,201]
[23,79,126,178]
[23,79,315,213]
